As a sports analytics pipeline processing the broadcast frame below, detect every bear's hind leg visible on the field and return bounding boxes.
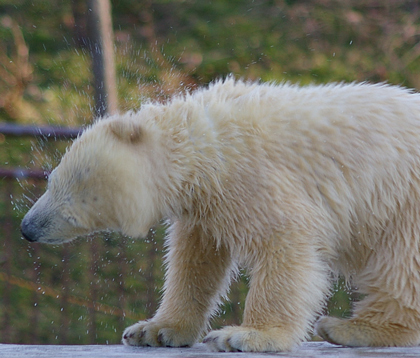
[316,295,420,346]
[317,232,420,347]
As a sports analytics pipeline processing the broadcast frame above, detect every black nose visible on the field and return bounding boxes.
[21,228,36,242]
[20,221,37,242]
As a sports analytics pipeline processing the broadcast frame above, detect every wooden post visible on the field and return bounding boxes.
[1,180,13,342]
[59,247,70,344]
[88,238,98,343]
[29,244,40,344]
[87,0,118,118]
[117,241,127,334]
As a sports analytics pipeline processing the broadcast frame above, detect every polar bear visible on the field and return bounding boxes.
[21,79,420,352]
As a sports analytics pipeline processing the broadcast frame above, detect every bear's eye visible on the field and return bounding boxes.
[66,216,79,226]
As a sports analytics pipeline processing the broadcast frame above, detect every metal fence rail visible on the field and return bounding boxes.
[0,168,49,180]
[0,123,82,139]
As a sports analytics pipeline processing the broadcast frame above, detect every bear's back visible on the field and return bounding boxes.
[181,81,420,248]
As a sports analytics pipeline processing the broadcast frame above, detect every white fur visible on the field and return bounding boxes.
[21,79,420,351]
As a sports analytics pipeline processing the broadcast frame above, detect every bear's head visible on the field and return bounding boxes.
[21,114,162,244]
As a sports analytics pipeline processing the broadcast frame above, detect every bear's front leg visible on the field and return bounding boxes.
[122,224,232,347]
[203,235,329,352]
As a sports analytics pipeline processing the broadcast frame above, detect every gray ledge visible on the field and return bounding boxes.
[1,342,420,357]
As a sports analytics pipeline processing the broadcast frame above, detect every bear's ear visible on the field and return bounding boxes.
[108,120,143,144]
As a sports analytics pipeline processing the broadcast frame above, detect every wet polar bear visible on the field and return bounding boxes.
[21,79,420,352]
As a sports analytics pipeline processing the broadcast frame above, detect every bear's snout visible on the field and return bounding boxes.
[21,212,54,243]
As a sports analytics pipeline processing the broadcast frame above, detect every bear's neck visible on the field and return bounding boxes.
[150,100,229,222]
[144,95,277,249]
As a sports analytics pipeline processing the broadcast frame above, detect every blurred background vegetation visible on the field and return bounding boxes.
[0,0,419,345]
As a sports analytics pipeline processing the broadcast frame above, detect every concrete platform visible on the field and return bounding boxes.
[1,342,420,358]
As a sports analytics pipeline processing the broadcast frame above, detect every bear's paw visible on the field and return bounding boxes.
[316,316,420,347]
[122,320,195,347]
[203,326,296,352]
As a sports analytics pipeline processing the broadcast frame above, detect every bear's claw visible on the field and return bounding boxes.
[203,326,295,352]
[122,320,196,347]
